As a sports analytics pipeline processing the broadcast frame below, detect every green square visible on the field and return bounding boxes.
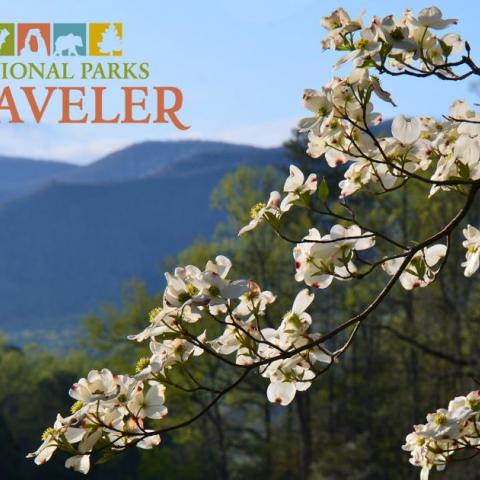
[0,23,15,56]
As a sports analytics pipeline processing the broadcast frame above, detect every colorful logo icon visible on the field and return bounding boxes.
[0,23,15,56]
[53,23,86,56]
[89,23,122,56]
[18,23,51,56]
[1,23,124,57]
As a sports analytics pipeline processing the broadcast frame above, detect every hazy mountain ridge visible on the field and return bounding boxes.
[0,155,79,201]
[60,141,242,183]
[0,141,287,199]
[0,141,289,341]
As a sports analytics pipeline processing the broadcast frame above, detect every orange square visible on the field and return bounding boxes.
[18,23,51,56]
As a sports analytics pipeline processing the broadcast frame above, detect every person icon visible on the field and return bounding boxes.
[20,28,48,56]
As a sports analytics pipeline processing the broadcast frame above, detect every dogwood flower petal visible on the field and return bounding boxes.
[267,382,297,406]
[392,115,421,145]
[65,455,90,475]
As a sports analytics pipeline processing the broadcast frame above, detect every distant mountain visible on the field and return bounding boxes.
[0,175,221,331]
[0,155,79,200]
[0,141,287,200]
[151,146,287,179]
[62,141,283,184]
[371,118,393,137]
[0,141,289,342]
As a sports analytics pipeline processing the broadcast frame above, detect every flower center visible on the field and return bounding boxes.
[355,38,369,50]
[41,427,55,441]
[149,307,162,323]
[70,400,84,414]
[250,202,265,219]
[186,284,199,297]
[318,106,328,117]
[468,399,480,411]
[135,357,150,373]
[416,437,426,446]
[434,413,448,426]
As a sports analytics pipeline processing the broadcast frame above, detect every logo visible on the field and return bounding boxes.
[0,23,15,56]
[0,23,123,57]
[0,21,189,129]
[53,23,86,56]
[89,23,122,56]
[18,23,51,56]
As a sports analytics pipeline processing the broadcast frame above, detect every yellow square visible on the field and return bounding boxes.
[89,23,122,56]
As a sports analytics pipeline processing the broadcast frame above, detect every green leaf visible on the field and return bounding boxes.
[264,212,280,231]
[358,58,377,68]
[336,45,355,51]
[159,331,182,341]
[318,178,329,202]
[457,162,470,179]
[299,191,311,206]
[96,450,117,465]
[388,53,404,62]
[363,88,372,105]
[438,38,453,58]
[379,41,392,60]
[57,440,77,455]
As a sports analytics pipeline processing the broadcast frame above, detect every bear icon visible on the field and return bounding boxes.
[54,33,83,56]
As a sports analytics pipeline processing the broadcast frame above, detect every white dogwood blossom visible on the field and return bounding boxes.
[461,224,480,277]
[239,164,318,235]
[413,6,457,30]
[69,368,119,403]
[403,390,480,479]
[280,165,318,212]
[238,191,282,236]
[259,289,331,405]
[382,244,447,290]
[294,225,375,288]
[392,114,421,145]
[164,255,248,309]
[28,370,167,473]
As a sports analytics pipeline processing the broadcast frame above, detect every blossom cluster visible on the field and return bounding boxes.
[29,255,334,472]
[238,165,379,288]
[240,157,480,293]
[300,73,480,198]
[212,288,332,405]
[28,369,167,473]
[294,224,375,288]
[382,244,446,290]
[296,6,480,199]
[240,159,480,292]
[142,251,348,405]
[131,256,332,406]
[321,6,463,73]
[300,69,392,197]
[403,390,480,480]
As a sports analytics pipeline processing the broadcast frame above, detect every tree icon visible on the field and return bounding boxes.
[97,23,122,55]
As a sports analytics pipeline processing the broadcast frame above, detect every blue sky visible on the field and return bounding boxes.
[1,0,479,164]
